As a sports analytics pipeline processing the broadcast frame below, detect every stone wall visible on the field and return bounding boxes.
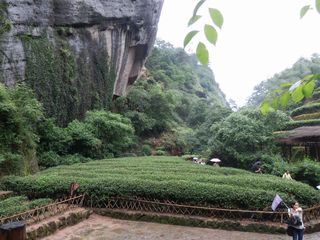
[0,0,163,125]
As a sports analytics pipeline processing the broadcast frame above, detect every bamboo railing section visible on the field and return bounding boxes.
[88,196,320,223]
[0,194,85,225]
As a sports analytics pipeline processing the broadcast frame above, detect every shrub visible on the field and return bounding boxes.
[38,151,62,169]
[291,103,320,117]
[142,145,152,156]
[1,157,319,210]
[292,111,320,121]
[284,119,320,130]
[0,196,52,217]
[290,159,320,188]
[155,150,166,156]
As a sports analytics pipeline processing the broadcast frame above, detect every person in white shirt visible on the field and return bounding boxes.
[282,170,293,180]
[288,201,304,240]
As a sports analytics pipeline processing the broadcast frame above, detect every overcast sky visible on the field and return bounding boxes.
[156,0,320,106]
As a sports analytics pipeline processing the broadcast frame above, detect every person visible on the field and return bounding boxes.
[255,167,262,174]
[288,201,304,240]
[283,170,293,180]
[69,182,80,197]
[213,162,220,167]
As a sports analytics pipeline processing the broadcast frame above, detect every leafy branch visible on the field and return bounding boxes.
[260,0,320,114]
[184,0,223,65]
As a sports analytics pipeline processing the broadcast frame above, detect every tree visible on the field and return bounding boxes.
[208,109,289,168]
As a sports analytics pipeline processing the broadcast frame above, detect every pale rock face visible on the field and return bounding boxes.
[0,0,163,124]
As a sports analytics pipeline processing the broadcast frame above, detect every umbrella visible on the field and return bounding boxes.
[210,158,221,163]
[251,161,261,170]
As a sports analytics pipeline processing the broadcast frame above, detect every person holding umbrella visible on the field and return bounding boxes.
[210,158,221,167]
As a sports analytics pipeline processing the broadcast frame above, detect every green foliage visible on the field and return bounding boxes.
[209,8,224,29]
[284,119,320,130]
[196,42,209,65]
[66,119,101,158]
[204,25,217,45]
[290,102,320,117]
[84,111,134,156]
[1,157,319,210]
[292,111,320,121]
[36,110,134,168]
[184,0,223,64]
[0,196,52,217]
[184,31,199,48]
[141,145,152,156]
[37,151,62,169]
[21,32,116,126]
[247,55,320,108]
[300,5,311,18]
[0,3,11,37]
[209,109,290,168]
[0,83,43,175]
[290,159,320,187]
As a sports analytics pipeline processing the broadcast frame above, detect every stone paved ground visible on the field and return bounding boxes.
[43,214,320,240]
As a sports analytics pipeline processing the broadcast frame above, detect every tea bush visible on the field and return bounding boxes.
[2,156,319,210]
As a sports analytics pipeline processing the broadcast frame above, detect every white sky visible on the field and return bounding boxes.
[156,0,320,106]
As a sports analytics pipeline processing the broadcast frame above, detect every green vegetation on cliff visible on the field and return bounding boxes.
[21,30,116,126]
[112,40,231,155]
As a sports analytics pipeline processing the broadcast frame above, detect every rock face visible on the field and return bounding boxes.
[0,0,163,125]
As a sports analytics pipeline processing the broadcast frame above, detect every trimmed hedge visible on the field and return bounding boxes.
[292,111,320,121]
[309,91,320,101]
[284,119,320,130]
[0,196,52,217]
[291,103,320,117]
[1,157,320,210]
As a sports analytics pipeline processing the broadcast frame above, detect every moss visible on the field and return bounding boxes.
[21,30,117,126]
[0,2,11,83]
[0,2,10,36]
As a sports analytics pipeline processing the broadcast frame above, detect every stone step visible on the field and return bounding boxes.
[26,208,92,240]
[94,208,320,234]
[0,191,13,201]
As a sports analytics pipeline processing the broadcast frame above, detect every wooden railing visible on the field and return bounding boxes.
[0,194,85,225]
[88,196,287,222]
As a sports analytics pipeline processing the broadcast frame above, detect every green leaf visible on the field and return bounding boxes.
[302,74,315,81]
[204,24,218,45]
[291,85,304,103]
[260,101,270,115]
[271,97,279,109]
[193,0,206,17]
[317,0,320,14]
[280,83,292,88]
[303,79,315,97]
[183,31,199,48]
[300,5,311,18]
[280,91,290,108]
[188,15,202,26]
[196,42,209,65]
[209,8,224,28]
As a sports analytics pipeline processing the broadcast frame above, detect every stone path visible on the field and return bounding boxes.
[43,214,320,240]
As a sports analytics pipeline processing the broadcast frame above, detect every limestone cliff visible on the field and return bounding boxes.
[0,0,163,125]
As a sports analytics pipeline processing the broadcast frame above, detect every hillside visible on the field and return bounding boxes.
[110,40,231,155]
[247,54,320,107]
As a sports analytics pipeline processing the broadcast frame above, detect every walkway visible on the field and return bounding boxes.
[43,214,320,240]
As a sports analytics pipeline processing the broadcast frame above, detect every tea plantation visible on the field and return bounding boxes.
[1,156,320,210]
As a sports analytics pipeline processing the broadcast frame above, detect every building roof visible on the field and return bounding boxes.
[274,126,320,145]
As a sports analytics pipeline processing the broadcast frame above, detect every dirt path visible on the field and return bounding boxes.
[43,214,320,240]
